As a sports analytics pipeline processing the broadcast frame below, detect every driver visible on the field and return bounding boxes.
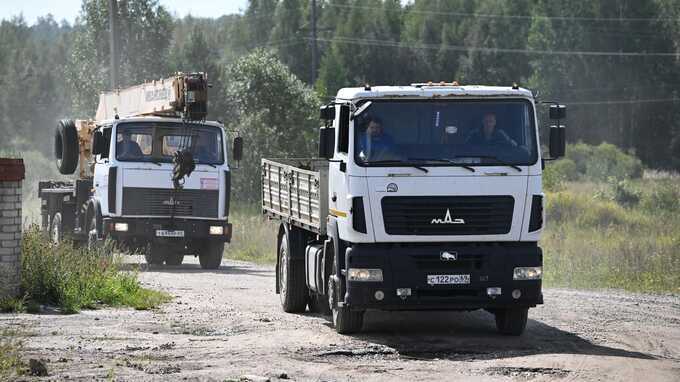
[357,116,395,161]
[116,132,143,159]
[194,133,218,163]
[465,112,517,147]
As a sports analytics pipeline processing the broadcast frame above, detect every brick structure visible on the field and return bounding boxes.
[0,158,24,299]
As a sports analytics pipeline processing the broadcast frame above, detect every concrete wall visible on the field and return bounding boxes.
[0,159,24,300]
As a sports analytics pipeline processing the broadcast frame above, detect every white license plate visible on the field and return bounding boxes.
[427,274,470,285]
[156,230,185,238]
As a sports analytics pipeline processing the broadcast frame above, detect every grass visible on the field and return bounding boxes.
[224,205,277,264]
[8,227,171,314]
[223,174,680,294]
[542,176,680,293]
[0,329,25,379]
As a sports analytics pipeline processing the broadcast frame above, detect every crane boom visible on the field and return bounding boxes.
[95,72,208,121]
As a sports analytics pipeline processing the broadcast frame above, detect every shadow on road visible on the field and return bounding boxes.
[119,261,273,277]
[338,309,658,361]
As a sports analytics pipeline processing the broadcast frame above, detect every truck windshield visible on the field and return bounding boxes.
[353,99,537,167]
[115,122,224,164]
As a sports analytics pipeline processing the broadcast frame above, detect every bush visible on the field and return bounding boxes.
[565,142,644,181]
[607,177,640,207]
[543,158,577,191]
[19,227,169,313]
[640,180,680,212]
[547,190,629,227]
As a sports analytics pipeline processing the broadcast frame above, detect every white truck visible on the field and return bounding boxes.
[40,73,243,269]
[262,82,565,334]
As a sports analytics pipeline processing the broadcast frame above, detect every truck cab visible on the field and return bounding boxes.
[41,73,242,269]
[95,117,234,268]
[264,82,565,334]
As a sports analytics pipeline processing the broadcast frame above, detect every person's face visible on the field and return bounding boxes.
[367,121,383,137]
[483,114,496,137]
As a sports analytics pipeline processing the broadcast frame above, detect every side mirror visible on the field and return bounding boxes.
[549,104,566,120]
[232,136,243,162]
[320,104,335,121]
[549,125,566,158]
[92,131,105,156]
[318,127,336,159]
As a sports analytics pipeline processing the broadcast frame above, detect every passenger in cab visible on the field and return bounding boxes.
[465,112,517,147]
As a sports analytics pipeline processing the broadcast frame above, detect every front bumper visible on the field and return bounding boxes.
[103,217,232,243]
[344,242,543,311]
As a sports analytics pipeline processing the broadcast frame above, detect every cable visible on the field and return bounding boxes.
[566,97,680,105]
[313,36,680,57]
[324,3,680,22]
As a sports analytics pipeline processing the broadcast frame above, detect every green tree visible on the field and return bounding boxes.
[65,0,173,116]
[224,49,321,201]
[269,0,310,81]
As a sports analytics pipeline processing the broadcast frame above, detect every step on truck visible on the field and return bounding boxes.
[40,72,243,269]
[262,82,566,334]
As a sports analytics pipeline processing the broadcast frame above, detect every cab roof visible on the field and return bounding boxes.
[335,84,534,101]
[96,116,224,128]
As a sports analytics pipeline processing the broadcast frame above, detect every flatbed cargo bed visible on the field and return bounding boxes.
[261,158,329,234]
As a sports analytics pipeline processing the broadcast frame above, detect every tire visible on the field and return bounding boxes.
[328,251,364,334]
[54,119,79,175]
[198,240,224,269]
[164,248,184,266]
[86,210,100,250]
[308,293,331,315]
[145,243,166,265]
[278,233,307,313]
[49,212,63,244]
[494,307,529,336]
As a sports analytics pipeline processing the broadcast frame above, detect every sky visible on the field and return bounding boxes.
[0,0,250,25]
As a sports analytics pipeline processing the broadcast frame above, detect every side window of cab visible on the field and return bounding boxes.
[101,126,112,159]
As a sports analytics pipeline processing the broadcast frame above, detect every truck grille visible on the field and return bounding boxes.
[381,196,514,235]
[122,187,218,218]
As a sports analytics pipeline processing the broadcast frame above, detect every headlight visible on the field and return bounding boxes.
[347,268,383,282]
[513,266,542,280]
[209,226,224,235]
[114,223,128,232]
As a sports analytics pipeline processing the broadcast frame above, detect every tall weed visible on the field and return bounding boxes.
[19,227,169,313]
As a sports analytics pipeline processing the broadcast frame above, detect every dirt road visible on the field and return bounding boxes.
[2,256,679,381]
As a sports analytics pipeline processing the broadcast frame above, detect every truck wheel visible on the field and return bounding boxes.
[308,293,331,315]
[49,213,63,244]
[86,212,101,250]
[328,257,364,334]
[278,234,307,313]
[494,307,529,336]
[145,243,166,265]
[165,250,184,266]
[54,119,79,175]
[198,240,224,269]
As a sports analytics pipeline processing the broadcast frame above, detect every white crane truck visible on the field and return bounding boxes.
[40,73,243,269]
[262,82,565,334]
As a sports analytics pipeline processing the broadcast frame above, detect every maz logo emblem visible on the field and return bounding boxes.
[386,183,398,192]
[440,251,458,261]
[162,197,180,206]
[431,209,465,224]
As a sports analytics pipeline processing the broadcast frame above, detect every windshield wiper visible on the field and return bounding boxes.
[364,160,429,173]
[408,158,476,173]
[450,155,522,172]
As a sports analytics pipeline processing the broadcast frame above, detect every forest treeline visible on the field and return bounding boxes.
[2,0,680,172]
